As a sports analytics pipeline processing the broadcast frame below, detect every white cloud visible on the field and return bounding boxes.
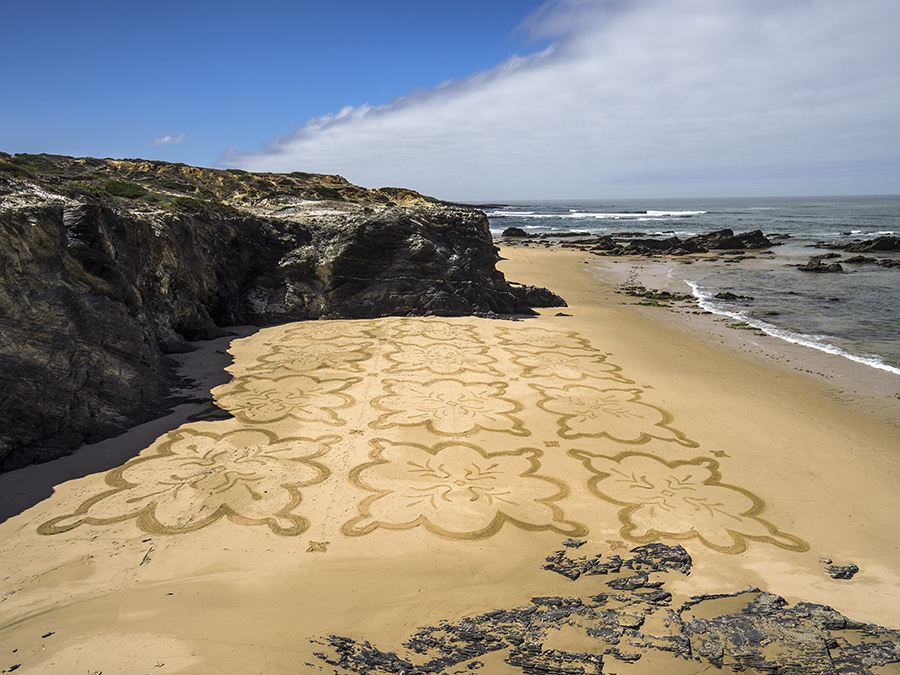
[220,0,900,200]
[152,133,185,147]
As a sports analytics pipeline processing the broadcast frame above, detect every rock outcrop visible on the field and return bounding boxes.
[313,542,900,674]
[845,236,900,253]
[0,153,564,470]
[563,229,774,256]
[800,254,844,273]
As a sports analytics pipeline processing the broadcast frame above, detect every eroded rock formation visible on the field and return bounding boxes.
[314,543,900,674]
[0,153,563,470]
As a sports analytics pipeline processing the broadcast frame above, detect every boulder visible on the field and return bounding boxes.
[845,236,900,252]
[501,226,531,238]
[799,256,843,273]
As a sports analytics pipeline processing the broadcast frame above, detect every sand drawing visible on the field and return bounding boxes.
[38,428,337,536]
[37,318,804,552]
[508,348,633,383]
[382,341,503,377]
[246,341,373,375]
[390,319,482,344]
[276,320,381,343]
[342,439,587,539]
[213,373,361,425]
[568,450,809,554]
[496,326,597,351]
[534,384,699,446]
[369,378,530,436]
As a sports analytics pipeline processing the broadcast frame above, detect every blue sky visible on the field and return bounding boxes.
[3,0,899,200]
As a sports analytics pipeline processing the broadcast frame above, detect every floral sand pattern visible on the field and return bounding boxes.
[370,379,530,437]
[342,439,586,539]
[213,374,361,425]
[534,384,698,446]
[569,450,809,554]
[38,428,336,536]
[38,317,807,553]
[383,341,503,377]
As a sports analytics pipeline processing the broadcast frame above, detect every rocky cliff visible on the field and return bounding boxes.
[0,153,563,471]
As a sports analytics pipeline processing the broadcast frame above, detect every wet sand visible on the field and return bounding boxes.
[1,245,899,673]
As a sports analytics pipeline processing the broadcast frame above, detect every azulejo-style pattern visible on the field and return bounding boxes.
[342,439,587,539]
[533,384,698,446]
[569,450,809,554]
[213,373,361,425]
[38,318,807,554]
[369,378,530,437]
[38,428,336,536]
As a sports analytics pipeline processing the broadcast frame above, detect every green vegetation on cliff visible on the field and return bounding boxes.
[0,151,438,214]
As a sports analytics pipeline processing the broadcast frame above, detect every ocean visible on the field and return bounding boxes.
[486,196,900,375]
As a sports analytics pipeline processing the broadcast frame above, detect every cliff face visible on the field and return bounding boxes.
[0,153,563,470]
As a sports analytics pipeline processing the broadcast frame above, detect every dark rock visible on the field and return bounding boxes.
[601,229,773,257]
[589,236,617,250]
[313,543,900,674]
[845,236,900,252]
[0,154,565,471]
[626,236,682,251]
[684,229,773,251]
[500,226,531,238]
[826,564,860,580]
[714,291,755,301]
[799,257,844,273]
[844,255,879,264]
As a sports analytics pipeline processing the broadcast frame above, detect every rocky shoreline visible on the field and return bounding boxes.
[314,542,900,674]
[0,153,563,471]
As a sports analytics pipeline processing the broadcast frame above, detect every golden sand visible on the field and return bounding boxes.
[1,245,898,673]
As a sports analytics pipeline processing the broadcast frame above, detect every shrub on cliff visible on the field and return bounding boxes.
[104,180,147,199]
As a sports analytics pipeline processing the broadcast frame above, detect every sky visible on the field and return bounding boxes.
[3,0,899,201]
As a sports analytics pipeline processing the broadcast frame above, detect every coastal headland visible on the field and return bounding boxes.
[1,155,899,673]
[0,153,561,471]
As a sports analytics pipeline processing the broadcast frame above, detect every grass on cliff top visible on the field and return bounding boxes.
[1,152,433,210]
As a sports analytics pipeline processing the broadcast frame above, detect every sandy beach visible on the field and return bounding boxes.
[2,245,899,674]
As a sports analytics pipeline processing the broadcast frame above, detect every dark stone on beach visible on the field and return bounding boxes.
[826,564,860,580]
[627,236,682,251]
[599,229,774,257]
[686,228,772,251]
[844,255,879,264]
[714,291,755,301]
[314,543,900,674]
[845,236,900,252]
[0,153,565,471]
[501,226,531,238]
[799,256,844,273]
[589,236,617,250]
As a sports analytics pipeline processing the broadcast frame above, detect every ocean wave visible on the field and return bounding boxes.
[684,280,900,376]
[487,210,706,220]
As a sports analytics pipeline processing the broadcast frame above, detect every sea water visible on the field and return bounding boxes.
[486,196,900,375]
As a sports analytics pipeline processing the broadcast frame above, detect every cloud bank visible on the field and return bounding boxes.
[221,0,900,199]
[152,134,185,147]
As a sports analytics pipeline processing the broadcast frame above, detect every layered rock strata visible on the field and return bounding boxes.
[0,153,563,470]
